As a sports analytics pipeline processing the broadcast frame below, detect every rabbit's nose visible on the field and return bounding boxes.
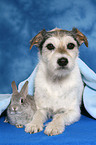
[11,105,18,111]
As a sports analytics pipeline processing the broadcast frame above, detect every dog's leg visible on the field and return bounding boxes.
[44,109,80,136]
[44,113,65,136]
[25,110,47,134]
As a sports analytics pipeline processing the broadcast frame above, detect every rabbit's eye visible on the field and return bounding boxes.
[20,98,24,104]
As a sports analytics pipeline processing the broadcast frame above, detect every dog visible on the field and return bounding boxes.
[25,28,88,136]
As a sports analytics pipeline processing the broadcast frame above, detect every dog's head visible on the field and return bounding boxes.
[30,28,88,77]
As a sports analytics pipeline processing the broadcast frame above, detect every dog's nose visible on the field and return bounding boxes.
[57,57,68,66]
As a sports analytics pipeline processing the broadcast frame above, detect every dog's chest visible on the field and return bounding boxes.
[35,72,77,111]
[46,80,68,99]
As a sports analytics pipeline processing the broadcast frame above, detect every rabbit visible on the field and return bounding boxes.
[5,81,36,128]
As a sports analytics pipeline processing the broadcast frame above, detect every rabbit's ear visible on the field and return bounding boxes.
[20,81,28,98]
[11,81,18,94]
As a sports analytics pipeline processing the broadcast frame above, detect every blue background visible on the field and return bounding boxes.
[0,0,96,94]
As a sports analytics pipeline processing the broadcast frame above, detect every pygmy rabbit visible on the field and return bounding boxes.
[5,81,36,128]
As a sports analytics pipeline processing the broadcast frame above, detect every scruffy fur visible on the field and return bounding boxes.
[25,28,88,135]
[6,81,36,128]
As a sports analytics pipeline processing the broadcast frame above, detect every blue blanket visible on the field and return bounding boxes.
[0,115,96,145]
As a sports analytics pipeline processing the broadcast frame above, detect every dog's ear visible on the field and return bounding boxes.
[72,28,88,47]
[30,29,46,50]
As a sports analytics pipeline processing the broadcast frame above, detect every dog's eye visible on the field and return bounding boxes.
[67,43,75,50]
[46,43,55,50]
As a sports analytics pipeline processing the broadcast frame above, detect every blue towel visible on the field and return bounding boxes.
[0,58,96,119]
[78,59,96,118]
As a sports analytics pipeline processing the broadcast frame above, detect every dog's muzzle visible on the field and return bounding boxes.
[57,57,68,67]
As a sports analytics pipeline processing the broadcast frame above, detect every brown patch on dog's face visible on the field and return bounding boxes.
[54,40,71,57]
[56,47,72,57]
[57,46,66,54]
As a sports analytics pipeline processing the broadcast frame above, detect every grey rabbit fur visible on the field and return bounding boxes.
[5,81,36,128]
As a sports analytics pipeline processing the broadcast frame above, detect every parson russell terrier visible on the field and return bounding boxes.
[25,28,88,136]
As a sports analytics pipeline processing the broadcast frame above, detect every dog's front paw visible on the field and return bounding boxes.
[25,122,44,134]
[44,122,65,136]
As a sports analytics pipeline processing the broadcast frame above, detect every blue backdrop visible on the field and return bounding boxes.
[0,0,96,94]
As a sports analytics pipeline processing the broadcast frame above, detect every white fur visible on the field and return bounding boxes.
[25,35,84,135]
